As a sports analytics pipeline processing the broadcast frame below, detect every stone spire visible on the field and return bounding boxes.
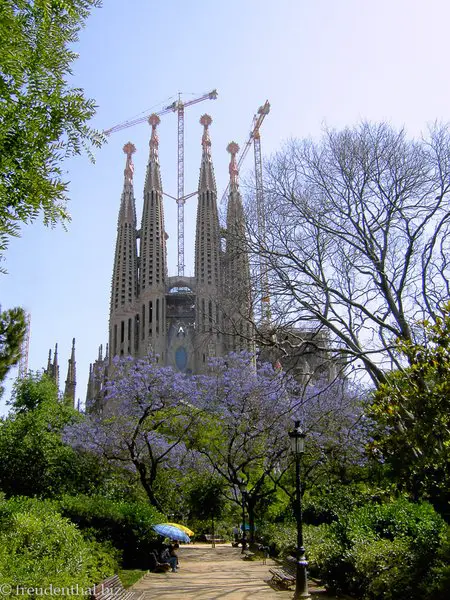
[223,142,254,353]
[198,113,217,191]
[109,143,139,358]
[46,348,52,374]
[52,344,60,387]
[139,114,168,359]
[86,363,94,409]
[64,338,76,406]
[195,115,223,365]
[144,114,163,192]
[228,140,239,192]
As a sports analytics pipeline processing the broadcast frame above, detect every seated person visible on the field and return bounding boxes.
[170,542,180,568]
[160,546,178,573]
[148,551,170,573]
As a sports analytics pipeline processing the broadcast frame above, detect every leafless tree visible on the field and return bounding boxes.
[244,122,450,386]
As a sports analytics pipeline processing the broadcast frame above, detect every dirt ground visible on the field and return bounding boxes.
[131,543,341,600]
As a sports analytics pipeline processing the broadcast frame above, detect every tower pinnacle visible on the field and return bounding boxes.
[64,338,76,407]
[200,114,212,158]
[148,114,161,162]
[227,141,240,191]
[123,142,136,183]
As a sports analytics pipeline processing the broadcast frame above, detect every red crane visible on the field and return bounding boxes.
[221,101,271,323]
[104,89,218,277]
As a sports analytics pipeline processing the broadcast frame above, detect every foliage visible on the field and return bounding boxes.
[0,496,117,589]
[0,374,105,498]
[315,498,449,600]
[252,122,450,385]
[0,0,103,262]
[0,306,26,394]
[298,377,369,489]
[58,494,164,568]
[187,475,227,522]
[189,352,300,542]
[64,355,202,510]
[303,483,375,525]
[368,307,450,513]
[66,353,369,542]
[9,370,59,412]
[420,526,450,600]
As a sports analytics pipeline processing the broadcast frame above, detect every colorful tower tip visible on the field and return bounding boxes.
[200,114,212,155]
[148,114,160,160]
[200,114,212,128]
[227,142,240,188]
[123,142,136,157]
[148,113,161,128]
[123,142,136,182]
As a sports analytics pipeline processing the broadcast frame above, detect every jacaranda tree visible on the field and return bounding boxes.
[189,352,299,541]
[64,356,203,511]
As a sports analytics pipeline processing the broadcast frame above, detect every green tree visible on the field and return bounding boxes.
[0,306,26,396]
[8,370,57,413]
[0,0,102,261]
[0,373,105,497]
[187,476,226,541]
[368,306,450,513]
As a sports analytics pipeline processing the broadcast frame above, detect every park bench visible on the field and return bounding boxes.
[91,574,136,600]
[204,533,226,544]
[269,556,297,589]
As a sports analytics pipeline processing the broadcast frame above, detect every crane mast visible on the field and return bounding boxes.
[104,89,218,277]
[253,124,271,324]
[177,101,185,276]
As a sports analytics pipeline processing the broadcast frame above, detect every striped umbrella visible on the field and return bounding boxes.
[165,522,195,536]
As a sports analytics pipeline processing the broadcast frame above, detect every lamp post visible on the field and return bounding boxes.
[289,420,310,599]
[238,479,247,553]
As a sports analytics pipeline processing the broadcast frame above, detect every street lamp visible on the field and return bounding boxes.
[238,479,247,553]
[289,420,310,599]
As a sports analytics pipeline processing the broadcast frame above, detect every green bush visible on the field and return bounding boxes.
[0,497,117,591]
[316,498,449,600]
[419,525,450,600]
[256,520,331,576]
[303,484,373,525]
[58,494,165,568]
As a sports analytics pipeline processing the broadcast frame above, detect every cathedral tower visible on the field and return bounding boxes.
[138,115,168,360]
[222,142,254,353]
[109,143,139,357]
[194,115,224,366]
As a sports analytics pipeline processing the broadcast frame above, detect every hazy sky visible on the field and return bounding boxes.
[2,0,450,413]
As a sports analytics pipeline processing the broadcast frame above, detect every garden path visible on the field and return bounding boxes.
[132,543,339,599]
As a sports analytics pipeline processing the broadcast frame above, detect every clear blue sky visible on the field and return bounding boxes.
[2,0,450,413]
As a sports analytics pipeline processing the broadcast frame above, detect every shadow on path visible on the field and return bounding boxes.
[132,544,341,600]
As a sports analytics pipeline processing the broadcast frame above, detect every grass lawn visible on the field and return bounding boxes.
[118,569,147,589]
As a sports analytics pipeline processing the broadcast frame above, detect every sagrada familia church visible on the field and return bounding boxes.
[84,113,254,410]
[45,110,333,410]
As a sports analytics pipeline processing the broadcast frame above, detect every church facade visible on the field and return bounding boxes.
[86,114,253,410]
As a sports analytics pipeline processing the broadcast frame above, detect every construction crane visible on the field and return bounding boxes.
[253,102,271,325]
[220,100,270,205]
[17,312,31,379]
[221,101,271,323]
[104,89,218,277]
